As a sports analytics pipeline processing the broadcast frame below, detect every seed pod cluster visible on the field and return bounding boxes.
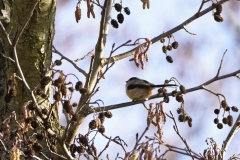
[176,108,192,127]
[111,3,131,28]
[160,34,179,63]
[213,99,238,129]
[212,3,223,22]
[88,111,113,134]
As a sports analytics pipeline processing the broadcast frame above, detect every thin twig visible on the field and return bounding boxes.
[52,45,87,76]
[216,49,227,77]
[103,0,228,65]
[183,25,197,35]
[94,69,240,112]
[0,52,15,62]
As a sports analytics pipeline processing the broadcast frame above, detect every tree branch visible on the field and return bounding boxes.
[102,0,229,65]
[94,69,240,112]
[52,45,87,77]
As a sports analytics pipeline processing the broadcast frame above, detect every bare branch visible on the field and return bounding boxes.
[216,49,227,77]
[221,114,240,159]
[183,25,197,35]
[103,0,228,65]
[52,45,87,76]
[94,69,240,112]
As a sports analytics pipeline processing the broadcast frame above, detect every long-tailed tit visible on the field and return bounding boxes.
[126,77,176,101]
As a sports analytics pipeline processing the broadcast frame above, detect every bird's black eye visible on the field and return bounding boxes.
[127,84,136,90]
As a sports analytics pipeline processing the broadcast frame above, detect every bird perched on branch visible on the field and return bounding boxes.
[126,77,177,101]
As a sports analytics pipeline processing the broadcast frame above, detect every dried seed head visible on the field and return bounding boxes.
[68,87,74,92]
[231,106,238,112]
[76,146,85,154]
[214,12,223,22]
[176,94,183,102]
[72,102,78,107]
[222,117,228,124]
[79,88,88,95]
[114,3,122,12]
[117,13,124,24]
[75,81,83,91]
[227,115,233,126]
[179,85,186,94]
[89,120,97,130]
[166,55,173,63]
[71,114,79,124]
[53,92,62,101]
[171,90,177,97]
[63,100,74,114]
[221,100,227,109]
[111,19,119,28]
[40,76,51,88]
[79,135,88,146]
[160,38,165,43]
[98,112,105,123]
[54,60,62,66]
[162,46,167,53]
[216,3,222,14]
[172,41,179,49]
[124,7,130,15]
[105,111,113,118]
[70,144,77,154]
[214,118,219,124]
[167,34,173,38]
[217,123,223,129]
[178,114,184,122]
[98,125,105,133]
[61,85,68,97]
[177,108,182,114]
[167,45,172,51]
[214,109,220,114]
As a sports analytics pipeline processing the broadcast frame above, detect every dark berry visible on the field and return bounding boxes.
[54,60,62,66]
[166,55,173,63]
[217,123,223,129]
[117,13,124,23]
[176,94,183,102]
[160,38,165,43]
[179,85,186,94]
[162,46,167,53]
[167,45,172,51]
[172,41,179,49]
[104,111,113,118]
[114,3,122,12]
[111,19,119,28]
[98,125,105,133]
[124,7,130,15]
[214,118,219,124]
[75,81,83,91]
[214,109,220,114]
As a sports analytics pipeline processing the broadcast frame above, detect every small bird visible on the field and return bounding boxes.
[126,77,177,101]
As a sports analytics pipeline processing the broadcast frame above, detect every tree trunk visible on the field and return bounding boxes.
[0,0,64,159]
